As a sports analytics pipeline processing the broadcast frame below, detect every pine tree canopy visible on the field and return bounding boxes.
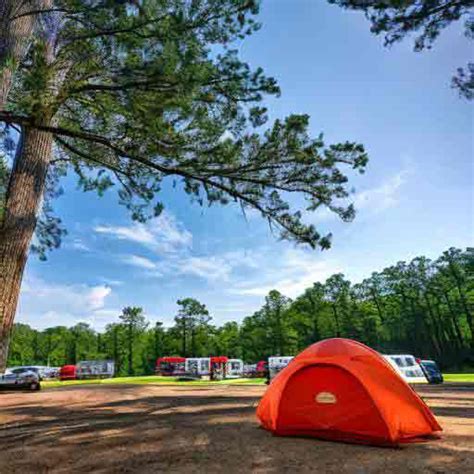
[1,0,368,254]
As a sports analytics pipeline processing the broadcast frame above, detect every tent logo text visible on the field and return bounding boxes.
[315,392,337,404]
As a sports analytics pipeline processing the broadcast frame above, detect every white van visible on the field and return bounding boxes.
[383,354,427,384]
[226,359,244,378]
[268,356,294,381]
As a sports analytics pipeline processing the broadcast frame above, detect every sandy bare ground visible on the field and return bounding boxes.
[0,383,472,473]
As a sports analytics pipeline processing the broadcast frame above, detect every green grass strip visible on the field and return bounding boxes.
[43,376,266,389]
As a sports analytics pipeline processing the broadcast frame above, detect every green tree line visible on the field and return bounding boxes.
[7,247,473,373]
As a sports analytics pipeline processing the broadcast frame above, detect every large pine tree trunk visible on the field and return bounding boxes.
[0,0,40,108]
[0,126,53,371]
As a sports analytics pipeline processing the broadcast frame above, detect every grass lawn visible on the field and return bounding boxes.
[43,376,266,389]
[42,373,474,388]
[442,373,474,383]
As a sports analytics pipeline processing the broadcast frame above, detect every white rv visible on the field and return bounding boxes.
[226,359,244,378]
[383,354,427,384]
[268,356,294,381]
[76,360,115,379]
[185,357,211,377]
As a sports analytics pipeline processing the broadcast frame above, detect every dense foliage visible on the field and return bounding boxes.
[1,0,368,254]
[8,247,473,373]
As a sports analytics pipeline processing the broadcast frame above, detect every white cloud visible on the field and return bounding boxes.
[229,247,341,298]
[80,308,122,329]
[353,168,412,214]
[95,223,155,245]
[122,254,157,270]
[149,248,260,282]
[17,277,114,330]
[94,211,192,255]
[93,211,264,284]
[69,239,90,252]
[99,278,123,287]
[178,256,233,281]
[87,286,112,310]
[307,167,413,224]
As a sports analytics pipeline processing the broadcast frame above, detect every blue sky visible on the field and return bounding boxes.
[18,1,473,331]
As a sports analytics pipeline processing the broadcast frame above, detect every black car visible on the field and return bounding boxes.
[420,360,443,384]
[0,370,41,391]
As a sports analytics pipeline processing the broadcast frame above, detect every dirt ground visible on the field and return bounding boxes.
[0,383,472,473]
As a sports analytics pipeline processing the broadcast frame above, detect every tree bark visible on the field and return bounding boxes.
[443,291,465,348]
[306,294,320,343]
[181,321,187,357]
[370,287,385,324]
[113,325,119,376]
[449,266,474,347]
[0,0,40,108]
[128,322,133,376]
[0,126,53,371]
[331,304,341,337]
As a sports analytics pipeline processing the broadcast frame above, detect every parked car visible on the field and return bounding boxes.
[383,354,427,383]
[419,359,443,384]
[0,369,41,391]
[46,367,60,379]
[7,366,45,381]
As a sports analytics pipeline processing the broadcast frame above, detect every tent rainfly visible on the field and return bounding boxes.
[257,338,441,446]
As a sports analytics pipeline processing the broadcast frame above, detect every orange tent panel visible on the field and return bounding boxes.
[257,338,441,446]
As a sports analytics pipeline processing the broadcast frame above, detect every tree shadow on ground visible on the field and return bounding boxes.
[0,386,472,473]
[431,405,474,418]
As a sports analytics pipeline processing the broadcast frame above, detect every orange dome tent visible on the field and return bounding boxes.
[257,338,441,446]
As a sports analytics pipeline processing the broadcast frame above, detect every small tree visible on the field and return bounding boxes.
[174,298,210,357]
[119,306,148,376]
[291,283,326,346]
[262,290,294,356]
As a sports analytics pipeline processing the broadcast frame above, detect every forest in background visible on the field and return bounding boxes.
[8,247,473,373]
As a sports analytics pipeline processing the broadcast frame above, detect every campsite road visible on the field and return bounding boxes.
[0,384,472,473]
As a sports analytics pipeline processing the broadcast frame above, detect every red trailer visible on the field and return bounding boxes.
[210,356,228,380]
[59,365,77,381]
[155,357,186,376]
[256,360,268,378]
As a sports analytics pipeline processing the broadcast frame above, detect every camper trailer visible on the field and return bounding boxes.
[59,365,76,381]
[185,357,211,377]
[155,357,186,376]
[210,356,228,380]
[268,356,294,381]
[243,363,257,377]
[226,359,244,378]
[383,354,427,384]
[184,357,228,379]
[76,360,115,379]
[255,360,268,378]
